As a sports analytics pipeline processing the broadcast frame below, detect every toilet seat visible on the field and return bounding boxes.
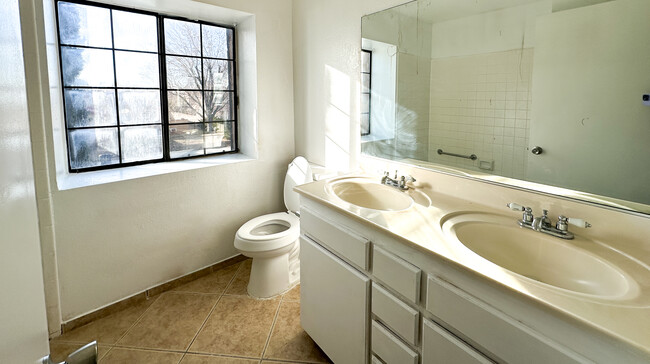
[235,212,299,252]
[233,156,313,298]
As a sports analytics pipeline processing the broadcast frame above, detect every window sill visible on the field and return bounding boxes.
[361,134,394,143]
[56,153,255,190]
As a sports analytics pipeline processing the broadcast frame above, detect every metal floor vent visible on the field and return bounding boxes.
[41,341,97,364]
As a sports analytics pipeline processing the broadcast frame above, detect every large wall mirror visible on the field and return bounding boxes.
[361,0,650,214]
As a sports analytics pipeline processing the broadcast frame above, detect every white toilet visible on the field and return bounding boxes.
[234,156,313,298]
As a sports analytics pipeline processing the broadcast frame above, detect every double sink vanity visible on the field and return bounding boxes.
[331,0,650,362]
[294,167,650,364]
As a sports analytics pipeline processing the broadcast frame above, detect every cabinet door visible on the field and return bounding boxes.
[300,236,370,364]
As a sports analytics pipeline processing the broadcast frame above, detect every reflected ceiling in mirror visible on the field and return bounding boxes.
[360,0,650,214]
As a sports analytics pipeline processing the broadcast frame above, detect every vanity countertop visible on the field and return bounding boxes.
[294,174,650,359]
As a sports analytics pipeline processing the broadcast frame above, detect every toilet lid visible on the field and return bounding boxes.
[284,156,313,213]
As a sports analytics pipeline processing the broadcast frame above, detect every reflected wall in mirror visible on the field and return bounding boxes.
[361,0,650,214]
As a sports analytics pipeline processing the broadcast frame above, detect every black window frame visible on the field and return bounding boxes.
[361,49,372,136]
[55,0,239,173]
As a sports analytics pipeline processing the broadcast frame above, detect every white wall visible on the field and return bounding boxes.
[24,0,296,323]
[430,1,549,59]
[528,0,650,204]
[0,0,50,360]
[292,0,409,172]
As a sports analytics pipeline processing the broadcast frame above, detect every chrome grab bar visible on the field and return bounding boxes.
[437,148,477,161]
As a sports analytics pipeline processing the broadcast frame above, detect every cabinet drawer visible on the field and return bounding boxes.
[371,320,418,364]
[372,246,421,303]
[372,283,419,345]
[422,319,492,364]
[426,275,588,364]
[301,207,370,270]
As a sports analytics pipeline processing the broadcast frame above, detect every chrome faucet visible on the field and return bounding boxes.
[381,170,416,191]
[506,203,591,240]
[531,209,552,232]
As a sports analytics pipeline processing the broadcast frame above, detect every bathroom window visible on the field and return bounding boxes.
[360,49,372,136]
[56,0,237,172]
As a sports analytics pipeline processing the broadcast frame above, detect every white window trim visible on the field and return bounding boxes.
[361,38,397,143]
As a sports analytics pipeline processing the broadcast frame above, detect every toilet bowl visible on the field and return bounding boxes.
[234,156,313,298]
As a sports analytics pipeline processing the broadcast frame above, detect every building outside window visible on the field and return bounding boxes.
[56,0,237,172]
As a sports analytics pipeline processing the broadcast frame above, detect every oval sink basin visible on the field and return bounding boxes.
[326,177,414,211]
[442,213,634,299]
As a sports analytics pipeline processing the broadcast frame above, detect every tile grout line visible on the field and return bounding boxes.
[183,262,242,355]
[183,351,267,361]
[105,343,187,354]
[223,259,248,295]
[184,293,223,354]
[98,345,113,362]
[111,292,163,348]
[260,297,283,361]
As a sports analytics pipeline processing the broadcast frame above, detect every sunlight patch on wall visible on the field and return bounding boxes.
[324,65,351,171]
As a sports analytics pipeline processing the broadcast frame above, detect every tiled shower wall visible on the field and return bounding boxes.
[428,48,534,180]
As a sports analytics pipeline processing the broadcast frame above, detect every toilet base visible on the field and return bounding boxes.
[246,240,300,299]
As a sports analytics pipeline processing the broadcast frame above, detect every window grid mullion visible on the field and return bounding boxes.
[164,52,234,62]
[59,43,158,55]
[165,88,234,93]
[159,15,171,161]
[108,9,123,164]
[63,86,161,91]
[200,23,206,156]
[170,121,234,125]
[68,122,163,130]
[231,28,238,152]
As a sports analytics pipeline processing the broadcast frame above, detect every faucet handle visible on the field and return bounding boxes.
[506,202,526,211]
[567,217,592,228]
[507,203,534,224]
[556,215,591,232]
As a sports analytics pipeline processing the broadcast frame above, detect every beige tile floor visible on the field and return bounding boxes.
[50,259,332,364]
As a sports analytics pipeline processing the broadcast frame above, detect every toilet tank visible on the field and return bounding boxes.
[284,156,313,213]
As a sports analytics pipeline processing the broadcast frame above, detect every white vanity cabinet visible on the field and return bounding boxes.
[298,201,626,364]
